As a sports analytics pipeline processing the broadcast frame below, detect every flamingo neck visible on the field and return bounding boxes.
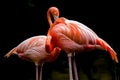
[47,9,53,28]
[45,35,54,53]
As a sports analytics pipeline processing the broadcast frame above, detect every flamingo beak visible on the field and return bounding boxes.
[54,15,58,21]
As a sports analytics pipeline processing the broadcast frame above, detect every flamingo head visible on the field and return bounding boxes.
[49,7,59,21]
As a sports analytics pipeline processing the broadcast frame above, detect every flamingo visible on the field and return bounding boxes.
[4,35,61,80]
[46,7,119,80]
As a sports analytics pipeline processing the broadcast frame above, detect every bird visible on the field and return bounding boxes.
[4,35,61,80]
[45,6,119,80]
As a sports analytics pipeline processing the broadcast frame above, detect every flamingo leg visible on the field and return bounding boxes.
[36,65,39,80]
[68,53,74,80]
[39,64,43,80]
[72,53,79,80]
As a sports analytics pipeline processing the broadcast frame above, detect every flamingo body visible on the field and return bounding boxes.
[5,35,61,80]
[46,16,118,63]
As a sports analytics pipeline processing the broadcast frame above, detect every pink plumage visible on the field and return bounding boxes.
[5,35,61,80]
[45,7,119,80]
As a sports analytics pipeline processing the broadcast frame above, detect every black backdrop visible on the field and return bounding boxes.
[0,0,120,80]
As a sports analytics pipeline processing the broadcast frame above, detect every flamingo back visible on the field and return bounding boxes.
[50,18,98,45]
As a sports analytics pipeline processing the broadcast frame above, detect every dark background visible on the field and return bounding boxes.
[0,0,120,80]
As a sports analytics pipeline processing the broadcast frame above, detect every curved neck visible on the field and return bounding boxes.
[47,9,53,28]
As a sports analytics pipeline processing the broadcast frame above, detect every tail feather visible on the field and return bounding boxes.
[4,47,17,58]
[96,38,119,63]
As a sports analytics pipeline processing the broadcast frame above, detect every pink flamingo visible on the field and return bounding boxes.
[4,35,61,80]
[46,7,119,80]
